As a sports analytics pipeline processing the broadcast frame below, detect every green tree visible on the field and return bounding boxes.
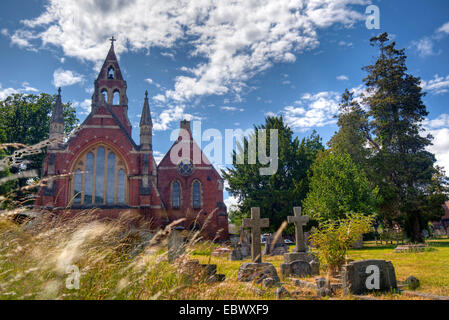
[328,89,370,167]
[303,151,378,221]
[0,93,78,194]
[331,33,447,242]
[222,116,324,233]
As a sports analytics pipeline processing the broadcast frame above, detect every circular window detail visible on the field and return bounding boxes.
[178,159,194,176]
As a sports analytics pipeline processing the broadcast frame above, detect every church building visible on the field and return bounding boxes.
[34,40,229,241]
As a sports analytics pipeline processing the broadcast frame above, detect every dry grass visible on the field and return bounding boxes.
[1,210,448,300]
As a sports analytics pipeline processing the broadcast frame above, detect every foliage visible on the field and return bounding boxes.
[329,33,448,242]
[0,93,78,195]
[303,151,379,221]
[309,213,374,276]
[222,116,324,233]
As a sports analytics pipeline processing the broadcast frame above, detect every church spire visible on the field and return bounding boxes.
[140,90,153,126]
[50,87,65,142]
[51,87,64,124]
[140,90,153,151]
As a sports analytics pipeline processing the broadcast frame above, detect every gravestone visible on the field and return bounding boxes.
[229,228,251,261]
[237,262,280,283]
[212,247,231,256]
[168,229,186,263]
[280,260,312,278]
[280,207,319,278]
[289,207,309,253]
[237,208,280,284]
[342,260,397,295]
[263,235,289,256]
[394,244,426,253]
[352,236,364,249]
[243,208,269,264]
[181,260,226,284]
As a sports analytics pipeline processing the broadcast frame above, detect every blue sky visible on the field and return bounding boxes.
[0,0,448,208]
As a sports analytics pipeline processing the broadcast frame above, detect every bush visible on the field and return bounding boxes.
[309,213,374,277]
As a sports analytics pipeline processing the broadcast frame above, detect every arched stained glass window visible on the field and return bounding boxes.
[172,181,180,209]
[84,152,94,204]
[193,181,201,209]
[106,153,116,204]
[71,146,127,206]
[73,169,82,204]
[117,169,125,204]
[95,147,105,204]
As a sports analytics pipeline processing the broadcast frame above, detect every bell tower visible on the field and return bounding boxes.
[91,37,132,135]
[92,36,129,110]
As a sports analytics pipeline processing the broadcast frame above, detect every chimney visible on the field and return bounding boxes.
[180,120,191,133]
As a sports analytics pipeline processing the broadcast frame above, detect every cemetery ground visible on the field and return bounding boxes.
[191,239,449,300]
[0,214,448,300]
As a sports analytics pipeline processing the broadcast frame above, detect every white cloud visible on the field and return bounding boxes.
[11,0,369,130]
[411,21,449,58]
[0,86,18,100]
[437,21,449,35]
[161,51,175,60]
[21,82,39,93]
[338,40,353,47]
[146,78,162,89]
[153,151,165,165]
[73,99,91,115]
[220,106,244,112]
[0,83,39,100]
[52,68,84,87]
[411,37,441,58]
[337,75,349,81]
[224,195,240,211]
[423,113,449,174]
[421,75,449,95]
[282,91,340,131]
[424,114,449,129]
[426,126,449,174]
[153,94,166,103]
[153,104,192,131]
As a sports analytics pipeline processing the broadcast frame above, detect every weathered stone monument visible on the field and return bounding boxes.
[281,207,319,278]
[181,259,226,284]
[229,227,251,261]
[237,208,280,283]
[263,234,289,256]
[168,229,186,263]
[342,260,397,295]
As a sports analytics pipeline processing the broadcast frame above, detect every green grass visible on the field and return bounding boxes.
[346,240,449,297]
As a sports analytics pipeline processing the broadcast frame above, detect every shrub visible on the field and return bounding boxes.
[309,213,374,277]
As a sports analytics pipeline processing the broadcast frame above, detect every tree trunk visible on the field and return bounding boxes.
[411,213,423,243]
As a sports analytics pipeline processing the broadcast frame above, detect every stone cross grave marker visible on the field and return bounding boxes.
[242,208,269,263]
[287,207,310,253]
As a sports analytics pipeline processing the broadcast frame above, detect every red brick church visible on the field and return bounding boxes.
[34,40,229,241]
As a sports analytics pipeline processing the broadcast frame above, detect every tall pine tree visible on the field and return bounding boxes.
[331,33,447,242]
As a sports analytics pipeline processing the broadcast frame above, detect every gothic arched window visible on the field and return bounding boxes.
[112,90,120,105]
[101,89,108,103]
[172,181,181,209]
[108,66,115,79]
[71,145,127,206]
[192,180,202,209]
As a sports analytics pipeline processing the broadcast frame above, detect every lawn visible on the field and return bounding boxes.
[191,238,449,300]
